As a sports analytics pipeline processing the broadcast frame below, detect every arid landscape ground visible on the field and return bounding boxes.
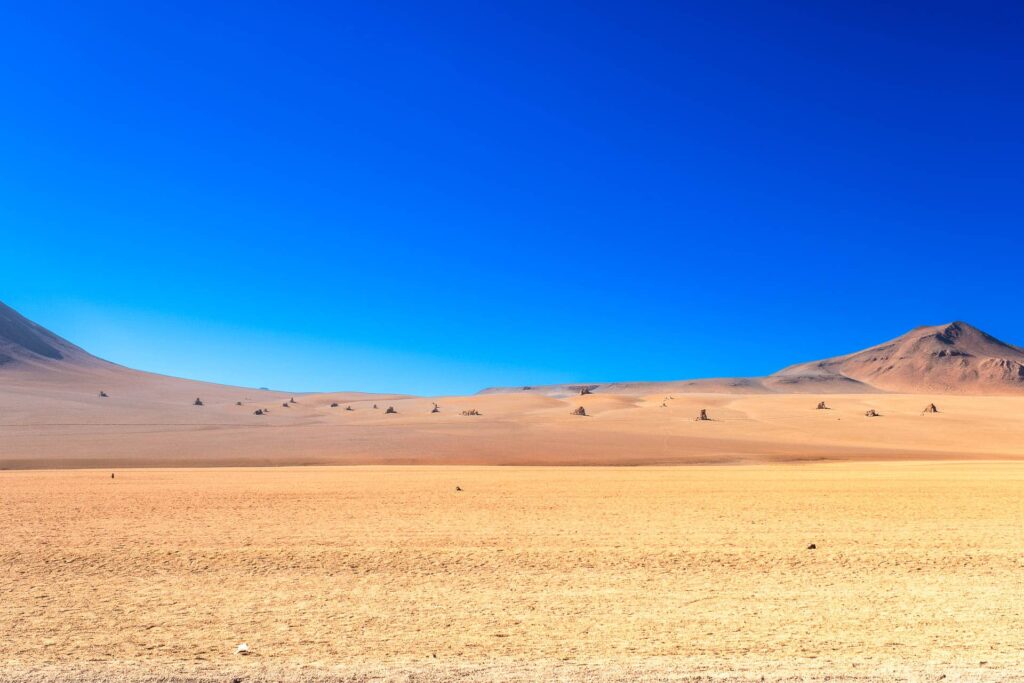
[3,303,1024,681]
[3,463,1023,682]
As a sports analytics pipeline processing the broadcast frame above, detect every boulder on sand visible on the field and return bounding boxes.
[923,403,939,413]
[865,409,880,417]
[817,401,828,410]
[385,406,397,414]
[571,406,587,416]
[696,409,710,421]
[194,397,203,406]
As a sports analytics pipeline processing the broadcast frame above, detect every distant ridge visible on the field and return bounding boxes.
[4,301,1024,396]
[482,322,1024,396]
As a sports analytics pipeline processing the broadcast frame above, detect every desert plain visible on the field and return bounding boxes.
[3,307,1024,680]
[2,462,1023,682]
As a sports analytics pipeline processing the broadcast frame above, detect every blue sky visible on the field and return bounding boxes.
[1,1,1022,394]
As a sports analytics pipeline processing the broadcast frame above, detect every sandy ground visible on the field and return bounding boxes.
[3,364,1024,467]
[2,463,1022,681]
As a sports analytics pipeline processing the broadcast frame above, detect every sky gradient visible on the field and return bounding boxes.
[2,2,1022,394]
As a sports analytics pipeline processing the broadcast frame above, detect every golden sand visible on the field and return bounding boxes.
[2,463,1022,681]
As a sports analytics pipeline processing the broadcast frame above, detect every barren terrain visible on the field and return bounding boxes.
[2,463,1022,681]
[4,381,1024,467]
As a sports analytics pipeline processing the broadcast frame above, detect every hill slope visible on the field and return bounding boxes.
[482,322,1024,396]
[773,322,1024,394]
[3,302,1024,468]
[0,300,99,368]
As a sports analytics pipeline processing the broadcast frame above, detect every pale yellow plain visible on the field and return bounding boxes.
[2,463,1022,681]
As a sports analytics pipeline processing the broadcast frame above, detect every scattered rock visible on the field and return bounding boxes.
[571,406,587,416]
[455,486,462,492]
[290,397,297,404]
[807,543,816,550]
[816,401,828,410]
[373,404,378,409]
[194,397,204,406]
[345,406,354,411]
[696,409,710,421]
[282,402,290,408]
[461,409,481,416]
[111,473,115,479]
[522,386,532,391]
[235,643,249,656]
[385,406,397,414]
[579,387,592,395]
[98,391,108,398]
[865,409,880,417]
[235,401,242,406]
[923,403,939,413]
[330,402,339,408]
[253,409,264,416]
[431,403,440,413]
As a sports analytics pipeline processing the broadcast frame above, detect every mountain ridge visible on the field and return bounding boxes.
[481,321,1024,396]
[4,301,1024,396]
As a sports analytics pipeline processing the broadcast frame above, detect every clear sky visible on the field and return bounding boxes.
[2,2,1022,394]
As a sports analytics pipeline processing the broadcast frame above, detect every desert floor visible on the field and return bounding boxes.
[5,372,1024,468]
[2,463,1022,681]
